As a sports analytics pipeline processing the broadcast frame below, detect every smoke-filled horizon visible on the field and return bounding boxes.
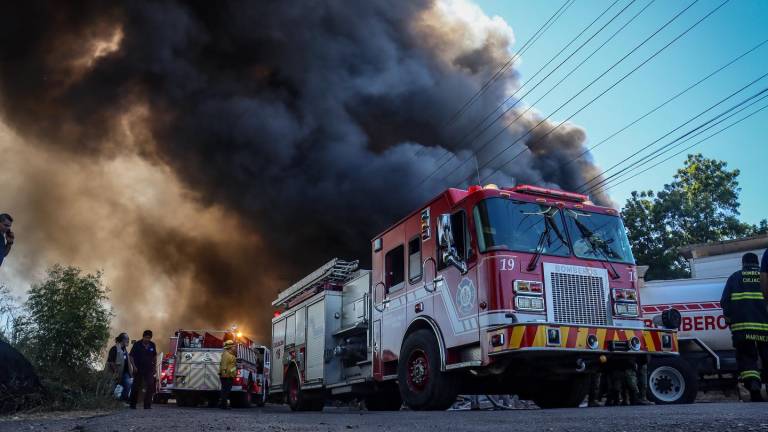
[0,0,608,342]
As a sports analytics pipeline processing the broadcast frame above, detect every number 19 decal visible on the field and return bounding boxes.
[499,258,515,271]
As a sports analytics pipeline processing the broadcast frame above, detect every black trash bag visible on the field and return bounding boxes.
[0,340,44,413]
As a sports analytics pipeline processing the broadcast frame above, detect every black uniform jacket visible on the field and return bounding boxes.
[721,265,768,340]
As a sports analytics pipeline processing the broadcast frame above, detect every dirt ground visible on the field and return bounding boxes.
[2,398,768,432]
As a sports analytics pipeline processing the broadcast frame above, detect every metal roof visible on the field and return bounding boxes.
[678,234,768,259]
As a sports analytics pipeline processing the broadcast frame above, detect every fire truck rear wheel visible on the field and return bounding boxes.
[231,388,252,408]
[530,375,590,409]
[285,368,324,411]
[397,329,457,411]
[647,356,697,404]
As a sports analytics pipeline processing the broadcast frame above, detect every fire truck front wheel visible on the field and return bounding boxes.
[397,329,457,411]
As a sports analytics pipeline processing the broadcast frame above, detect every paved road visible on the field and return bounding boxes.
[2,402,768,432]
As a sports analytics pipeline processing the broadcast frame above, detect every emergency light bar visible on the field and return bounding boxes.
[509,184,589,203]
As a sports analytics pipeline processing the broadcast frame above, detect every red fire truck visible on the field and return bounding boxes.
[269,185,679,411]
[165,329,270,407]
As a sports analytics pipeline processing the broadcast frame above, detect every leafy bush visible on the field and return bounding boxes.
[7,265,118,411]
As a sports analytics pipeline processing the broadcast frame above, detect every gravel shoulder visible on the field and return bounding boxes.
[2,401,768,432]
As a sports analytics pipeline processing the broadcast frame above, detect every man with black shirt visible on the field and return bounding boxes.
[722,253,768,402]
[0,213,14,267]
[129,329,157,409]
[106,333,134,401]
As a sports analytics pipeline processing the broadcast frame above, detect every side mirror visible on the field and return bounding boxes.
[653,308,681,330]
[437,214,467,274]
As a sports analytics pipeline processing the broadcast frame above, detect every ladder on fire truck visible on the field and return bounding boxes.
[272,258,359,308]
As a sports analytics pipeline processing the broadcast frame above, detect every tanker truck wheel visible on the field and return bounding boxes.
[530,375,590,409]
[647,356,698,404]
[397,329,457,411]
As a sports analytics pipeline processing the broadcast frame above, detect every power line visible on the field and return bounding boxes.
[418,0,574,163]
[557,37,768,173]
[478,0,728,185]
[443,0,644,180]
[587,89,768,194]
[576,70,768,192]
[416,0,627,185]
[587,91,768,194]
[480,0,724,183]
[423,0,652,187]
[444,0,574,126]
[592,102,768,195]
[455,0,627,147]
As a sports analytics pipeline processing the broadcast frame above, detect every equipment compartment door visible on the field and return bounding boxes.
[271,318,286,388]
[306,299,326,381]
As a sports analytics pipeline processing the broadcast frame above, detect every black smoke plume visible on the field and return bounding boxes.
[0,0,606,339]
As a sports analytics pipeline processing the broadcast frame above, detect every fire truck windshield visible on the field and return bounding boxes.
[473,198,570,256]
[564,209,635,264]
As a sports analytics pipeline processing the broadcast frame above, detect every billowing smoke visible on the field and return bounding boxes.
[0,0,606,341]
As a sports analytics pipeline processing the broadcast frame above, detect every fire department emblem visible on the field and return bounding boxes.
[456,278,476,315]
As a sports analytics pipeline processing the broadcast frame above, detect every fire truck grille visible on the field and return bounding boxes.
[549,272,608,326]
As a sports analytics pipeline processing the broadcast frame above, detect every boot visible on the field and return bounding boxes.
[630,389,654,405]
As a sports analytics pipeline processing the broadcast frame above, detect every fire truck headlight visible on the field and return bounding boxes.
[629,336,642,351]
[614,302,639,317]
[514,295,545,312]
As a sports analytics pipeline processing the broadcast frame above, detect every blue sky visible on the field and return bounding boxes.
[473,0,768,224]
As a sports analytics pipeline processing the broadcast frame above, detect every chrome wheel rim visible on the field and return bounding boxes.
[649,366,685,403]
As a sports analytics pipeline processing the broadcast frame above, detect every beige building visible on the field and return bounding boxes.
[679,234,768,278]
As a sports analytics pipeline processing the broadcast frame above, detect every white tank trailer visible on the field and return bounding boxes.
[641,276,741,404]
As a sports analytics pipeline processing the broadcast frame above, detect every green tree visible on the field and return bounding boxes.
[622,154,765,280]
[16,265,113,377]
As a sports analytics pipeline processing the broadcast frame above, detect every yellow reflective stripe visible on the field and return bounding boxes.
[731,292,765,300]
[731,322,768,331]
[740,370,761,380]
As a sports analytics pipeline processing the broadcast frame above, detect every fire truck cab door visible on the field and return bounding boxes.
[434,211,481,350]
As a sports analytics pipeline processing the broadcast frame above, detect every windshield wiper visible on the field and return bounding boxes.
[526,208,560,271]
[571,214,621,280]
[527,222,550,271]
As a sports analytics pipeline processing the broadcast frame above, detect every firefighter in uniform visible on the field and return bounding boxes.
[219,340,238,409]
[721,252,768,402]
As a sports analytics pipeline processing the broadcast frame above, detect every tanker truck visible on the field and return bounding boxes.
[641,277,732,404]
[269,184,678,411]
[639,238,768,404]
